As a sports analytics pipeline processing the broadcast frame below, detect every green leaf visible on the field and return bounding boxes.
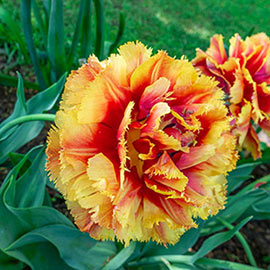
[8,152,31,176]
[42,0,51,32]
[0,73,28,141]
[47,0,66,81]
[103,241,136,270]
[20,0,47,89]
[253,196,270,213]
[0,73,39,90]
[16,73,27,113]
[67,0,90,67]
[191,216,252,262]
[31,0,47,44]
[6,241,74,270]
[162,260,197,270]
[0,147,71,249]
[0,7,29,62]
[7,225,117,270]
[227,162,260,193]
[13,147,47,208]
[80,0,92,58]
[0,145,117,269]
[196,257,263,270]
[0,248,24,270]
[108,12,125,55]
[0,73,66,164]
[8,153,26,167]
[93,0,105,59]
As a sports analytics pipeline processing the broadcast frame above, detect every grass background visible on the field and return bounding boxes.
[2,0,270,61]
[103,0,270,59]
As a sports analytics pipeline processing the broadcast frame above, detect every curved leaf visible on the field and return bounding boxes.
[0,73,66,164]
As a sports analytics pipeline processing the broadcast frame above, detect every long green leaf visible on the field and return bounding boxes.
[196,257,263,270]
[14,147,47,208]
[67,0,90,67]
[6,241,74,270]
[108,12,125,55]
[42,0,51,32]
[20,0,47,89]
[227,162,260,193]
[6,225,117,270]
[80,0,92,58]
[103,241,136,270]
[0,7,29,62]
[0,73,40,90]
[16,73,27,113]
[128,255,193,268]
[217,217,257,267]
[47,0,66,81]
[93,0,104,59]
[0,146,73,248]
[31,0,47,44]
[191,216,252,262]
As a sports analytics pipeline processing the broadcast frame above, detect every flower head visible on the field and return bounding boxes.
[193,33,270,159]
[46,42,238,246]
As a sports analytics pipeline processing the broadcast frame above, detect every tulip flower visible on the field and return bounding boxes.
[193,33,270,159]
[46,42,238,246]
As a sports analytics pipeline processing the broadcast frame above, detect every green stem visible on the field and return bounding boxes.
[0,114,55,138]
[217,217,257,267]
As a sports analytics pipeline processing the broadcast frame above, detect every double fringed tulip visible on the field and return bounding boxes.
[193,33,270,159]
[46,42,238,246]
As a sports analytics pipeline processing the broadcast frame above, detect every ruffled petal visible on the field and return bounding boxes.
[207,34,227,64]
[139,77,171,119]
[243,126,261,159]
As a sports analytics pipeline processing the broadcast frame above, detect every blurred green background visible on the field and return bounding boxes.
[1,0,270,60]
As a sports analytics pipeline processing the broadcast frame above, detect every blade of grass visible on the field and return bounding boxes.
[47,0,66,81]
[217,217,257,267]
[0,73,40,90]
[80,0,92,59]
[20,0,47,89]
[93,0,104,59]
[108,12,125,55]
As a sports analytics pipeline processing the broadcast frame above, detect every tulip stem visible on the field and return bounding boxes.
[0,113,55,138]
[217,217,257,267]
